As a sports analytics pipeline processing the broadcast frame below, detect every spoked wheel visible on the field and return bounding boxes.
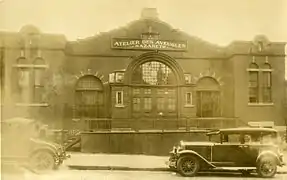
[256,157,277,178]
[29,151,55,173]
[177,156,200,177]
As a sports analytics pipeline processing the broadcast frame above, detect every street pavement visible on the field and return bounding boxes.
[1,152,287,180]
[65,152,287,173]
[1,168,287,180]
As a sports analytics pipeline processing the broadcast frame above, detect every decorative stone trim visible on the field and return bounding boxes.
[13,64,49,68]
[15,103,49,107]
[194,69,224,86]
[184,104,195,108]
[248,103,274,106]
[75,69,104,80]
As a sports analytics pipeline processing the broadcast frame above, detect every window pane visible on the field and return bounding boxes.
[262,72,271,87]
[157,89,164,95]
[34,68,44,86]
[18,69,30,88]
[133,98,141,111]
[249,87,259,103]
[262,87,272,103]
[168,98,176,111]
[18,69,30,103]
[167,89,175,95]
[144,89,151,94]
[249,71,259,87]
[116,91,123,105]
[157,98,165,111]
[186,92,192,104]
[143,98,152,111]
[133,88,140,95]
[34,86,44,103]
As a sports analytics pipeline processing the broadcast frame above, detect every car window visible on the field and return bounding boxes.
[220,133,243,144]
[227,134,242,144]
[209,134,221,143]
[261,134,278,144]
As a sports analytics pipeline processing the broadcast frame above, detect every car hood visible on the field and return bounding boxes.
[180,141,215,146]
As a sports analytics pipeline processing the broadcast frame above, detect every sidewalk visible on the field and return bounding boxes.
[65,152,287,174]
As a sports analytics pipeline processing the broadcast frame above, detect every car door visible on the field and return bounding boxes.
[211,133,255,167]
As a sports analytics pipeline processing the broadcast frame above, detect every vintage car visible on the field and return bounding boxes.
[167,127,285,178]
[1,117,70,173]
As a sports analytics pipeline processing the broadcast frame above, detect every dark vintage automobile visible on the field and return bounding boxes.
[167,127,285,178]
[1,117,70,173]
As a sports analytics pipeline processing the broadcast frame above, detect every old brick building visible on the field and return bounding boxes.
[0,8,286,131]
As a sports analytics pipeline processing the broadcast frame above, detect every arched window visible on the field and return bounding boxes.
[248,63,259,103]
[196,77,221,117]
[130,61,178,118]
[75,75,104,118]
[262,63,272,103]
[131,61,176,85]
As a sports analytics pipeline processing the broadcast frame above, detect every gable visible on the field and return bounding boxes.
[65,18,227,58]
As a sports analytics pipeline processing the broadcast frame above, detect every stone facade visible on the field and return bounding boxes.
[0,8,286,130]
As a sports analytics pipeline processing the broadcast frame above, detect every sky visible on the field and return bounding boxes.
[0,0,286,78]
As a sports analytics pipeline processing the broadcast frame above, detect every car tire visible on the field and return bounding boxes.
[256,156,277,178]
[29,150,56,173]
[177,155,200,177]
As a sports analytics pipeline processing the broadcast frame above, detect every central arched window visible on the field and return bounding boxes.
[131,61,176,85]
[131,61,178,118]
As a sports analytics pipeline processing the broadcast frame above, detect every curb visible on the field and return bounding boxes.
[68,165,170,172]
[67,165,287,174]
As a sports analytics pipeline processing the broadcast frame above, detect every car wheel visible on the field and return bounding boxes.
[177,155,200,177]
[29,150,56,173]
[256,156,277,178]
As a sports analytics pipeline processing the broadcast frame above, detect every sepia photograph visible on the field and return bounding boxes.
[0,0,287,179]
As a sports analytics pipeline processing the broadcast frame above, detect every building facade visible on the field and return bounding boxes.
[0,8,286,131]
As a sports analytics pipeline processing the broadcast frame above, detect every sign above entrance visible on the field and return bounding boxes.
[111,38,188,51]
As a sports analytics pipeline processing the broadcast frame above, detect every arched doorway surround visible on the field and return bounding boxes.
[74,75,104,119]
[125,52,185,119]
[196,76,221,117]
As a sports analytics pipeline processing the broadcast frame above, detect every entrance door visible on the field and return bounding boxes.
[74,75,106,130]
[132,87,177,119]
[196,91,221,117]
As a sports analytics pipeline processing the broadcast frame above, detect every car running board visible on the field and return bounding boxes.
[213,167,256,171]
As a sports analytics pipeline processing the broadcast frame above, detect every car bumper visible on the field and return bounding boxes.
[279,153,285,167]
[166,160,177,168]
[167,151,178,168]
[55,152,71,165]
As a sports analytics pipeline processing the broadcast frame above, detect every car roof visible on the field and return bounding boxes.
[207,127,278,135]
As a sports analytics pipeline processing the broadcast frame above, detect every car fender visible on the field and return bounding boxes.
[256,150,280,164]
[177,150,216,168]
[29,147,58,159]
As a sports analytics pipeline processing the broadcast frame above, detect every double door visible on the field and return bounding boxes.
[132,87,178,119]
